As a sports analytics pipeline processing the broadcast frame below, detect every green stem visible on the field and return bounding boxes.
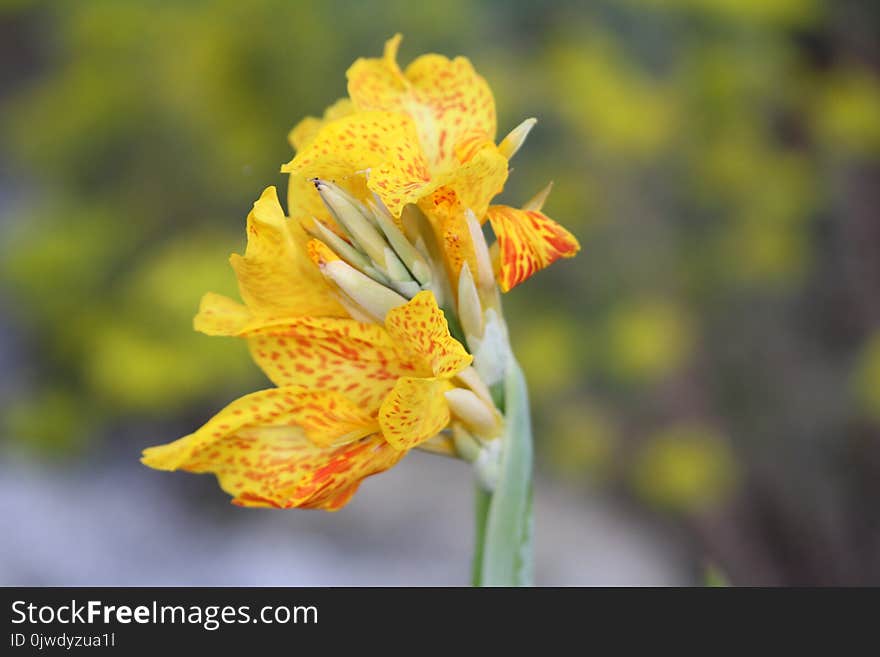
[472,357,534,586]
[471,485,491,586]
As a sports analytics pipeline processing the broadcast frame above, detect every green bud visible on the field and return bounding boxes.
[457,262,484,342]
[321,258,408,322]
[498,117,537,160]
[523,181,553,212]
[314,180,393,267]
[464,209,495,296]
[370,195,432,286]
[471,308,510,388]
[445,387,502,438]
[310,220,391,286]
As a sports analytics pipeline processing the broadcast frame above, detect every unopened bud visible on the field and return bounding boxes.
[457,262,484,341]
[370,195,432,286]
[474,438,502,492]
[471,308,510,388]
[309,239,407,321]
[455,366,495,408]
[523,181,553,212]
[310,219,391,286]
[464,209,495,296]
[382,246,417,287]
[498,117,537,160]
[401,204,453,309]
[313,179,396,270]
[445,387,502,438]
[452,422,482,463]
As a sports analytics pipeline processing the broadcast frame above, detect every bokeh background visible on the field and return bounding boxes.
[2,0,879,585]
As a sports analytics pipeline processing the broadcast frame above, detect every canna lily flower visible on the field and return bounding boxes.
[283,34,580,292]
[143,36,577,536]
[141,287,478,510]
[143,187,499,510]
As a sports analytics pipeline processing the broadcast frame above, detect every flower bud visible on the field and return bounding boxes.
[369,195,433,286]
[308,239,407,321]
[464,209,496,297]
[471,308,510,388]
[474,438,502,492]
[498,117,537,160]
[523,181,553,212]
[314,180,402,272]
[445,387,502,438]
[309,218,391,286]
[457,262,484,342]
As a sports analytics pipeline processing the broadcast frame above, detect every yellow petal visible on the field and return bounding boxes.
[242,316,411,411]
[230,187,346,319]
[193,292,254,336]
[285,388,379,447]
[345,34,408,112]
[385,290,473,377]
[378,376,453,450]
[486,205,581,292]
[446,143,509,221]
[283,110,434,220]
[348,35,498,162]
[418,188,475,286]
[417,145,509,285]
[141,388,399,511]
[288,98,355,152]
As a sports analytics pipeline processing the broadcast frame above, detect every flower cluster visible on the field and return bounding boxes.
[142,35,579,510]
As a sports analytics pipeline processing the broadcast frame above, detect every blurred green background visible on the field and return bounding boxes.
[2,0,879,585]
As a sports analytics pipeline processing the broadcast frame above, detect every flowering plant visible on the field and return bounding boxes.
[143,35,579,586]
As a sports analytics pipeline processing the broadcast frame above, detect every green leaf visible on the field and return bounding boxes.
[476,357,534,586]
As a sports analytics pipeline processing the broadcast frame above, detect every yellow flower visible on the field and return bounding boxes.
[283,34,580,291]
[142,288,474,510]
[143,36,577,510]
[143,187,494,510]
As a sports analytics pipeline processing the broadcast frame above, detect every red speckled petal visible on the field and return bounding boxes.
[384,291,473,378]
[379,376,452,450]
[486,205,581,292]
[141,387,401,510]
[348,34,498,165]
[283,110,434,220]
[243,316,414,411]
[417,145,509,285]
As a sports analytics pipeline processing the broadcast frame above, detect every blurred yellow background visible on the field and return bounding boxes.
[1,0,879,585]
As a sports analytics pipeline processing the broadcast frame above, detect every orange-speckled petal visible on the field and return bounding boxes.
[230,187,346,318]
[144,427,399,511]
[486,205,581,292]
[242,316,413,411]
[417,188,476,286]
[234,435,403,510]
[288,98,355,152]
[384,291,473,378]
[348,34,498,167]
[193,292,254,336]
[306,237,341,267]
[285,388,379,447]
[378,376,453,450]
[141,387,400,510]
[283,110,434,221]
[417,144,509,284]
[449,144,508,220]
[346,34,408,112]
[148,386,373,449]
